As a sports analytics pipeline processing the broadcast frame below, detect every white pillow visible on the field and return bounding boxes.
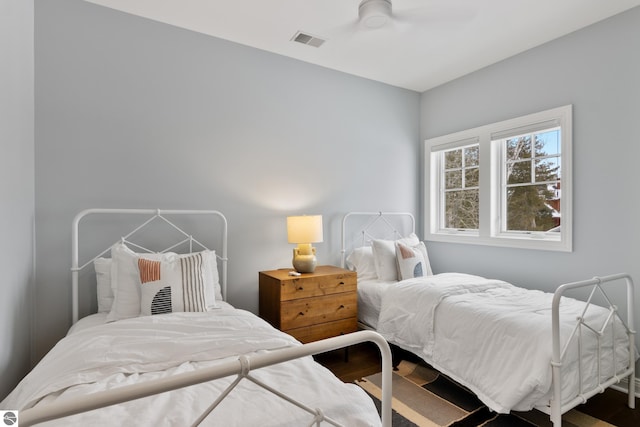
[395,242,428,280]
[107,243,160,321]
[412,241,433,277]
[345,247,377,281]
[106,243,219,322]
[138,252,210,316]
[206,251,222,303]
[94,257,113,313]
[371,233,433,281]
[371,234,419,281]
[96,255,223,311]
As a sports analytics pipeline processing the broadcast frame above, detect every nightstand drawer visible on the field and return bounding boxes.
[286,318,358,344]
[280,274,356,301]
[280,292,357,330]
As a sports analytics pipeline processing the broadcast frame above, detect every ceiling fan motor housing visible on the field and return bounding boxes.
[359,0,392,29]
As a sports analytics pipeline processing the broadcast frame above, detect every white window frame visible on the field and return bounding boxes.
[425,105,572,252]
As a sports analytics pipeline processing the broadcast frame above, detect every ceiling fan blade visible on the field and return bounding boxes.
[394,5,477,25]
[327,18,361,39]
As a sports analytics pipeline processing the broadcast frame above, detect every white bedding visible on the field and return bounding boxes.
[65,302,237,336]
[375,273,632,414]
[2,308,380,426]
[357,279,394,330]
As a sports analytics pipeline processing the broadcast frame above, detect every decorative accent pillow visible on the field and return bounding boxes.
[107,243,167,322]
[371,234,433,281]
[371,234,419,281]
[94,257,113,313]
[106,242,219,322]
[403,240,433,278]
[138,252,209,316]
[345,246,377,281]
[395,242,427,280]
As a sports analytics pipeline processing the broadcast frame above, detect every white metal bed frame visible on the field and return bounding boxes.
[19,208,393,427]
[341,211,637,427]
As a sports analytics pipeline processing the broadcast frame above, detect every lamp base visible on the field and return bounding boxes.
[292,247,317,273]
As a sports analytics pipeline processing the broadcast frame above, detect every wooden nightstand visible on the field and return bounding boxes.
[258,265,357,344]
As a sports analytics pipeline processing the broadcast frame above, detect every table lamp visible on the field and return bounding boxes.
[287,215,323,273]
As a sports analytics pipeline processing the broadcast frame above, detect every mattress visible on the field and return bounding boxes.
[2,307,381,426]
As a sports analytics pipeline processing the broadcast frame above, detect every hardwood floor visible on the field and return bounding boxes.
[314,342,640,427]
[315,342,382,383]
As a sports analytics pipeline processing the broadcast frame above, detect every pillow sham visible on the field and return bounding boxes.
[94,257,113,313]
[371,233,433,281]
[345,246,377,281]
[138,252,209,316]
[106,242,219,322]
[395,242,427,280]
[206,252,222,303]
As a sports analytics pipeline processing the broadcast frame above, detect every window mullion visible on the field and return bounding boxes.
[479,134,492,239]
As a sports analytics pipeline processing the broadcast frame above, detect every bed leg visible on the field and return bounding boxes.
[628,371,636,409]
[628,333,636,409]
[389,344,403,371]
[550,362,563,426]
[549,382,563,427]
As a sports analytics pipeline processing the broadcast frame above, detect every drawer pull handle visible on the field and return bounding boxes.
[297,286,304,291]
[338,305,345,309]
[298,312,305,316]
[339,282,345,286]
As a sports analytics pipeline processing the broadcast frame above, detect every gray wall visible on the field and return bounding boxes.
[421,7,640,369]
[0,0,35,399]
[33,0,420,361]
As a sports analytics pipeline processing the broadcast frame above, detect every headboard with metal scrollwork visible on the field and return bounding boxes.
[340,211,415,268]
[71,208,228,323]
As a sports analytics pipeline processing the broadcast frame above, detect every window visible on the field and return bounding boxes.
[441,143,479,231]
[425,105,572,251]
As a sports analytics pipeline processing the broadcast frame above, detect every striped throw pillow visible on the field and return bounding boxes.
[139,252,208,316]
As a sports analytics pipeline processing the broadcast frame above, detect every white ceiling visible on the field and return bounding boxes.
[83,0,640,92]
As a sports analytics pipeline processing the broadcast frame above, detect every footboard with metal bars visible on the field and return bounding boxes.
[19,330,393,427]
[341,211,637,427]
[547,273,636,426]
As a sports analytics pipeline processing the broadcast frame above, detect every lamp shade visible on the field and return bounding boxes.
[287,215,323,244]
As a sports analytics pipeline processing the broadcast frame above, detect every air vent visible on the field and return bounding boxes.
[291,31,325,48]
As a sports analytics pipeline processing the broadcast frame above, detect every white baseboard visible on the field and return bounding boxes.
[609,376,640,398]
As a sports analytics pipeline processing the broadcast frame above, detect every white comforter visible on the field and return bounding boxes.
[376,273,632,414]
[2,309,380,426]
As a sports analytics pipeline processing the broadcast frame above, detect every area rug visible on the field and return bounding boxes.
[356,360,614,427]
